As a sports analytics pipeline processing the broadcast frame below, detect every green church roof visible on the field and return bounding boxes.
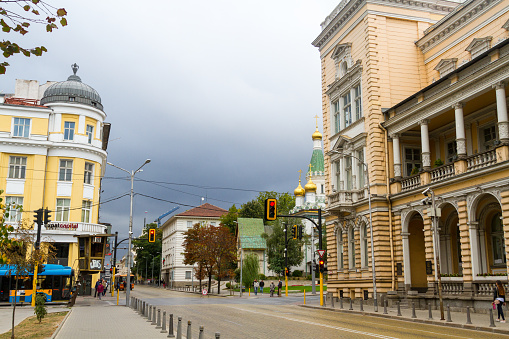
[238,218,266,250]
[308,149,324,173]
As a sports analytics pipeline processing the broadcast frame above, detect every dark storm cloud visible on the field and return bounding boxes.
[1,0,338,257]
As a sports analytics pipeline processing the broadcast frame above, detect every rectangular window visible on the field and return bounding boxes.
[86,125,94,144]
[210,222,216,226]
[405,148,421,177]
[84,162,93,184]
[185,271,192,279]
[447,141,457,163]
[482,125,497,151]
[361,225,368,267]
[56,199,71,222]
[343,93,351,128]
[187,221,192,229]
[357,149,365,188]
[354,84,362,120]
[345,157,352,190]
[337,239,344,270]
[64,121,75,141]
[349,227,356,269]
[5,196,23,223]
[13,118,30,137]
[81,200,92,223]
[8,156,27,179]
[59,160,73,181]
[333,101,340,134]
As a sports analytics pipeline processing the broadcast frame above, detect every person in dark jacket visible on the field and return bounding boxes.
[277,279,282,297]
[94,279,101,298]
[259,280,265,295]
[494,280,506,323]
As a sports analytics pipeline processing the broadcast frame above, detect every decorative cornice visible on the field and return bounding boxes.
[417,0,501,54]
[313,0,456,50]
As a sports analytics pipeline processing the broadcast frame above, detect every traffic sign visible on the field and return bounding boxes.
[317,250,326,258]
[202,289,208,296]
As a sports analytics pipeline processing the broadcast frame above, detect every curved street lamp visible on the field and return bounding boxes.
[107,159,151,307]
[330,150,378,312]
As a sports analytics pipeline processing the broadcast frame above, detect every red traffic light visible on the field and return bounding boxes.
[148,228,156,242]
[270,201,275,207]
[319,260,324,265]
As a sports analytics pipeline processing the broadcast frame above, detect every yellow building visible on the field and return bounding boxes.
[0,64,111,296]
[313,0,509,309]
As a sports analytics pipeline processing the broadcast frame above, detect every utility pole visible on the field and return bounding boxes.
[284,224,288,297]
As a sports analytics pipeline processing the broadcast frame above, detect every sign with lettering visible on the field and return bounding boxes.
[46,223,78,230]
[90,259,102,270]
[426,260,433,275]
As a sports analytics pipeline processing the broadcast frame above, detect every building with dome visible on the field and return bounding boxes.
[291,119,326,274]
[0,64,111,297]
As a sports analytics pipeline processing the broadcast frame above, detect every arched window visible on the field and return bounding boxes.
[348,227,356,269]
[491,212,506,266]
[361,223,368,268]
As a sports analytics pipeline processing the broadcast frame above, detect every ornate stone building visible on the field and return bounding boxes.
[313,0,509,308]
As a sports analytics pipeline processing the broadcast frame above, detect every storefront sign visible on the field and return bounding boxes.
[90,259,102,270]
[46,223,78,230]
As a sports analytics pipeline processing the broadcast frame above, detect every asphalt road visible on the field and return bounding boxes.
[131,286,505,339]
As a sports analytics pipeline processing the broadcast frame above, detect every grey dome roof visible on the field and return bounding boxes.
[41,64,103,110]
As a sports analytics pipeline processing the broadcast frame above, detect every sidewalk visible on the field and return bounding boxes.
[0,304,69,334]
[301,297,509,335]
[54,293,169,339]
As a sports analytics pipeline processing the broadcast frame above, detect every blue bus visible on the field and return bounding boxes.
[0,264,74,303]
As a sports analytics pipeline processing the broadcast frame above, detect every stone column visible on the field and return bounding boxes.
[402,232,411,288]
[494,82,509,143]
[392,134,402,179]
[468,221,480,278]
[453,103,467,158]
[339,158,344,190]
[419,120,431,170]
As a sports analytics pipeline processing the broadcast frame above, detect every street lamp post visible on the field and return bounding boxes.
[107,159,151,307]
[330,150,378,312]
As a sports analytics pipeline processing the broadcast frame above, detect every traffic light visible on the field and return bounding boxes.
[284,267,289,277]
[264,198,277,221]
[298,225,303,240]
[148,228,156,242]
[110,268,113,274]
[33,209,43,226]
[43,208,51,224]
[319,259,325,273]
[291,225,297,240]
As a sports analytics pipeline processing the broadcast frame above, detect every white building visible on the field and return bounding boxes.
[291,121,326,274]
[160,203,227,287]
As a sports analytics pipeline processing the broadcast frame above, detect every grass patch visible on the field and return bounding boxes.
[0,311,68,339]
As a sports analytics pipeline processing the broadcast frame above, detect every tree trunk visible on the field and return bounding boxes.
[208,272,212,293]
[217,276,221,294]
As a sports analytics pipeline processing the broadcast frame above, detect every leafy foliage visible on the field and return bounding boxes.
[263,223,303,276]
[238,191,296,220]
[34,293,47,323]
[0,190,16,264]
[132,224,162,280]
[0,1,67,74]
[241,253,259,289]
[219,205,238,234]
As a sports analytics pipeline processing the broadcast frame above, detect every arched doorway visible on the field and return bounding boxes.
[472,194,505,274]
[408,212,427,292]
[439,203,461,275]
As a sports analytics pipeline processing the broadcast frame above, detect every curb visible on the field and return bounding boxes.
[299,304,509,335]
[50,308,72,339]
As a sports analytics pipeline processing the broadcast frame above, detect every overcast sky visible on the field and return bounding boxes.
[2,0,339,254]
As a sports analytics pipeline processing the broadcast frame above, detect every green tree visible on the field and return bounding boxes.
[219,205,238,234]
[210,226,237,294]
[0,190,16,264]
[238,200,262,218]
[0,1,68,74]
[241,253,259,290]
[34,293,47,323]
[263,223,303,276]
[239,191,295,219]
[132,223,162,282]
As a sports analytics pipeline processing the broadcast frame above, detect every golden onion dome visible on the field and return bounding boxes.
[304,178,317,192]
[312,128,322,140]
[294,180,305,197]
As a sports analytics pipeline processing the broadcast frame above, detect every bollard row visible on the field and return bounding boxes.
[130,298,221,338]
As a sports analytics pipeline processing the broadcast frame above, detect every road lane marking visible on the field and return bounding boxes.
[230,306,397,339]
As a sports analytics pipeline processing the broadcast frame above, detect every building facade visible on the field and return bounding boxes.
[161,203,227,287]
[0,64,111,296]
[313,0,509,308]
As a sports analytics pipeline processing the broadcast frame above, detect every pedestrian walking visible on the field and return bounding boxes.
[102,280,108,296]
[97,281,104,300]
[494,280,506,323]
[269,282,275,297]
[94,279,101,298]
[277,279,282,297]
[254,280,259,295]
[259,280,265,294]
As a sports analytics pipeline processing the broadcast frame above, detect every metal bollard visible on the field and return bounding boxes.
[323,294,326,307]
[152,307,157,325]
[428,303,433,320]
[360,298,364,312]
[215,333,220,339]
[199,325,204,339]
[176,317,182,339]
[466,306,472,324]
[156,309,162,328]
[168,314,175,338]
[331,296,334,308]
[411,302,417,319]
[446,305,452,322]
[161,311,167,333]
[147,305,152,322]
[489,308,496,327]
[187,320,192,339]
[349,298,353,310]
[397,301,402,316]
[383,299,388,314]
[340,297,344,309]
